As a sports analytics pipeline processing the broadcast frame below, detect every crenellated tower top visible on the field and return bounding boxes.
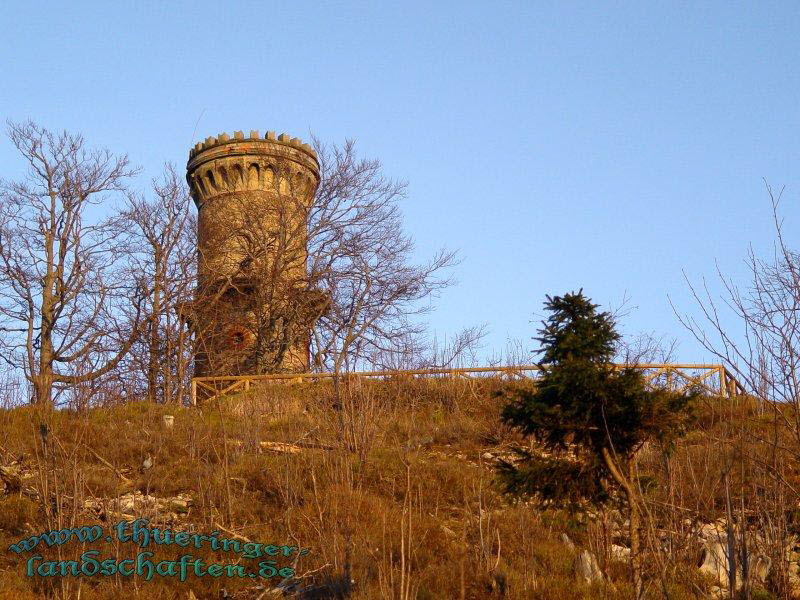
[186,130,319,208]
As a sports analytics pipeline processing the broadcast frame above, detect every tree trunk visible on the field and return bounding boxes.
[627,458,643,600]
[147,282,161,403]
[602,447,643,599]
[36,285,55,406]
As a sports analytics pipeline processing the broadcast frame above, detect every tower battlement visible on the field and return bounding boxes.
[187,131,318,207]
[188,130,317,160]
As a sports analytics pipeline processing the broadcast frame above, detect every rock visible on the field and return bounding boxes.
[118,495,136,513]
[482,452,494,460]
[561,533,575,550]
[84,491,193,523]
[751,554,771,585]
[697,541,769,589]
[696,522,772,590]
[163,414,174,429]
[140,454,153,473]
[611,544,630,561]
[573,550,603,583]
[698,522,727,544]
[168,496,191,512]
[699,540,734,588]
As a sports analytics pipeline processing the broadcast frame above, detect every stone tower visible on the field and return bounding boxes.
[186,130,324,378]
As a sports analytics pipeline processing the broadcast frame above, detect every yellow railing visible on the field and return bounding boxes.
[190,363,745,405]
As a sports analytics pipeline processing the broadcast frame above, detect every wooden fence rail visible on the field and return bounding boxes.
[191,363,745,405]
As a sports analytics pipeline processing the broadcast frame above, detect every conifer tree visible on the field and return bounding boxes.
[499,290,698,598]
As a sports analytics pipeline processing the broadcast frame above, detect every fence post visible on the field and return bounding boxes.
[191,379,197,406]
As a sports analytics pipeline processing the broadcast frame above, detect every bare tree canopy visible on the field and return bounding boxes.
[673,183,800,479]
[0,121,144,405]
[308,138,462,373]
[673,184,798,408]
[115,164,196,404]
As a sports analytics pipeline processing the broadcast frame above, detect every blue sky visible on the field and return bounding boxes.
[2,1,799,365]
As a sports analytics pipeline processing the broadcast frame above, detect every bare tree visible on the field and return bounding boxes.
[673,184,800,430]
[308,138,460,375]
[672,184,800,597]
[0,121,144,405]
[118,164,196,403]
[367,325,487,371]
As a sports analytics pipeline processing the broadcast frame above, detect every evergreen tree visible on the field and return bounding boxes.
[499,290,698,598]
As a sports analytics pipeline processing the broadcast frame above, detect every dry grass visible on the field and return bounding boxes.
[0,378,791,599]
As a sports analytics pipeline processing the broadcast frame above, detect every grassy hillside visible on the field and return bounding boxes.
[0,378,792,599]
